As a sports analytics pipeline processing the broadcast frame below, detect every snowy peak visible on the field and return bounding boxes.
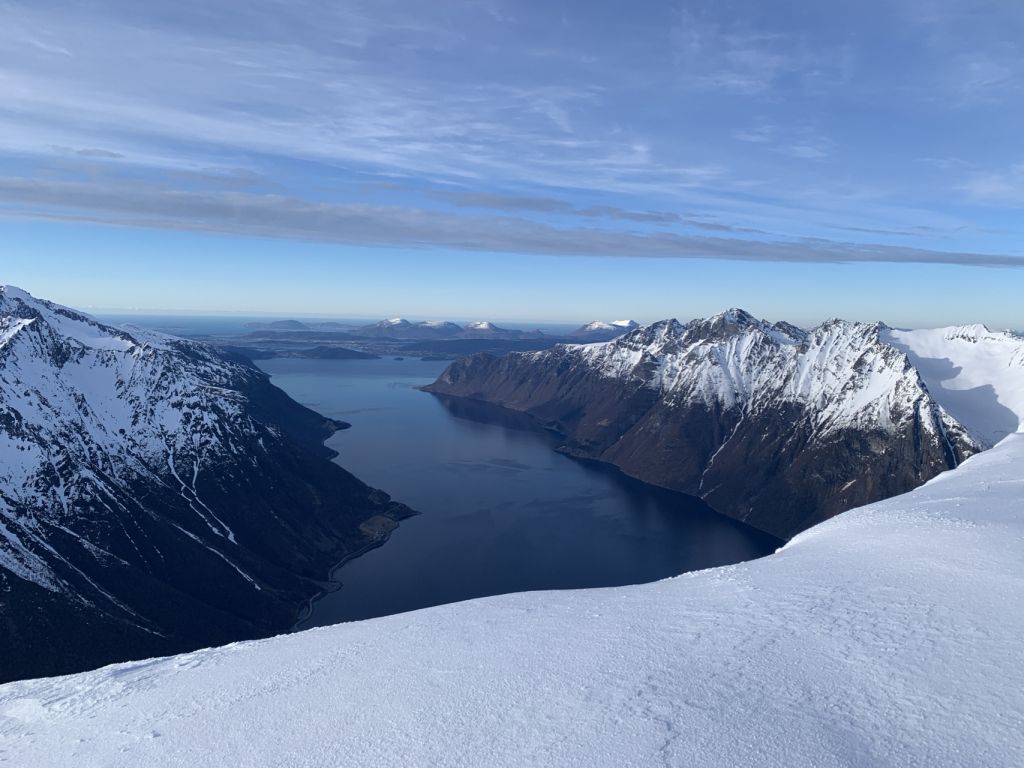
[0,285,39,308]
[0,285,142,353]
[465,320,503,332]
[420,320,462,330]
[682,308,805,347]
[711,307,757,326]
[571,319,641,340]
[579,320,639,332]
[623,318,684,346]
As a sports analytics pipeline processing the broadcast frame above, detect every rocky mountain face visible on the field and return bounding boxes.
[0,286,411,683]
[425,309,981,538]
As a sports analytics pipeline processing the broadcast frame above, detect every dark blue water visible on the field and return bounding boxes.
[257,358,779,627]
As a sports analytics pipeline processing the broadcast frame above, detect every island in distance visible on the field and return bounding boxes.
[220,317,642,360]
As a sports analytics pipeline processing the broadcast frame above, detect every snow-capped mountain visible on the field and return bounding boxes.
[462,320,507,335]
[570,319,640,341]
[0,286,410,682]
[461,321,547,340]
[354,318,464,339]
[355,317,416,337]
[353,318,546,341]
[425,308,1021,537]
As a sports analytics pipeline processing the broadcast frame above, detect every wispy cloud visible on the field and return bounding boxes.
[670,11,797,95]
[733,125,776,144]
[734,123,833,161]
[436,190,763,230]
[0,176,1018,267]
[51,146,125,160]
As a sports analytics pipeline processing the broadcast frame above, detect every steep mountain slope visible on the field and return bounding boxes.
[425,309,991,537]
[883,324,1024,446]
[3,425,1022,767]
[0,286,411,682]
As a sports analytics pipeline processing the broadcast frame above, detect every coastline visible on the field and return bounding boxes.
[290,510,416,631]
[291,416,419,632]
[418,386,784,541]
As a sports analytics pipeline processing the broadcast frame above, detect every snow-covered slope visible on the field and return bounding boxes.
[427,310,989,536]
[2,431,1022,766]
[0,286,409,681]
[883,325,1024,447]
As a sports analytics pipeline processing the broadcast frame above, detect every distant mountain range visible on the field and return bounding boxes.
[245,317,641,343]
[425,308,1024,538]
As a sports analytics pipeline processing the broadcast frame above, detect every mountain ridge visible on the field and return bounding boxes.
[423,309,1019,537]
[0,286,413,682]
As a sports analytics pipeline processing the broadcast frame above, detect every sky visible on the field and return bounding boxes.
[1,0,1023,328]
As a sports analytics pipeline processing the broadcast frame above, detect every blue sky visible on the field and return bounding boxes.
[1,0,1023,327]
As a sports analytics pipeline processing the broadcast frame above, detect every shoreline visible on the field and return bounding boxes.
[290,512,415,632]
[418,387,786,541]
[290,416,419,632]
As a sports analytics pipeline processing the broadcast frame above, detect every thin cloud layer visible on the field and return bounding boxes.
[1,176,1018,267]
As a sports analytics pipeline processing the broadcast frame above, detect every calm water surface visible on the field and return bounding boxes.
[257,358,779,627]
